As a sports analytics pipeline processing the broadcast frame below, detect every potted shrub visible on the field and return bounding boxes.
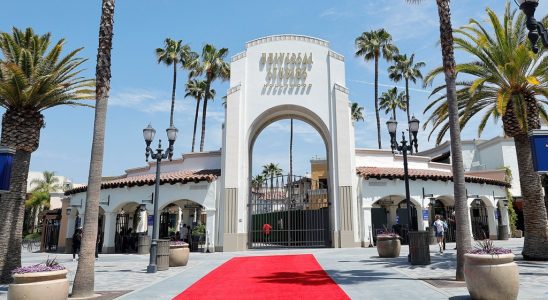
[376,230,401,258]
[169,241,190,267]
[8,257,68,300]
[464,240,519,300]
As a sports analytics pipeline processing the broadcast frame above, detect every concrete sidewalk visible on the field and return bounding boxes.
[1,239,547,299]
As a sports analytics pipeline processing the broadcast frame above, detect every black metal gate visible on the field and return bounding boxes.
[249,175,330,248]
[159,211,172,239]
[115,213,135,253]
[471,201,489,240]
[42,215,60,252]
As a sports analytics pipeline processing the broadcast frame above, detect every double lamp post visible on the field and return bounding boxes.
[386,116,420,241]
[142,124,178,273]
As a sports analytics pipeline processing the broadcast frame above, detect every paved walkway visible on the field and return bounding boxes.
[1,239,546,299]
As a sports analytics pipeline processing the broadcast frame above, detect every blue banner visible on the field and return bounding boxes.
[530,131,548,173]
[422,210,429,221]
[0,149,15,192]
[147,215,154,226]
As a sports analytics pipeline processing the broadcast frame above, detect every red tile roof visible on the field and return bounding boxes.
[65,169,221,195]
[356,167,508,187]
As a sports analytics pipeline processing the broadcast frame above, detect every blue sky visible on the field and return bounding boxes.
[1,0,546,183]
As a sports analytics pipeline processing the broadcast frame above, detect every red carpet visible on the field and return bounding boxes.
[174,254,349,300]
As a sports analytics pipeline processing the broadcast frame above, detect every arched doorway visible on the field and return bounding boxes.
[160,200,206,252]
[396,199,418,244]
[470,198,489,240]
[430,198,456,242]
[114,202,140,253]
[248,118,330,248]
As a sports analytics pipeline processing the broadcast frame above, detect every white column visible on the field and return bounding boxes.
[205,209,216,252]
[102,212,117,254]
[486,206,498,239]
[362,206,373,246]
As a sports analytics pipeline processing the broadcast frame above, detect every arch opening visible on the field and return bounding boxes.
[247,109,331,248]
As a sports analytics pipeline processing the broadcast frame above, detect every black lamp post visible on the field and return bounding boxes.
[143,124,178,273]
[518,0,548,53]
[387,116,420,240]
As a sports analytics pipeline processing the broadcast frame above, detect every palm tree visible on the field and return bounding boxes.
[262,163,283,188]
[355,29,398,149]
[185,79,215,152]
[25,191,50,233]
[71,0,115,296]
[0,27,94,283]
[388,53,425,144]
[379,87,407,119]
[251,174,266,191]
[423,4,548,260]
[30,171,62,194]
[192,44,230,152]
[25,171,62,233]
[405,0,470,281]
[156,38,198,127]
[351,102,365,122]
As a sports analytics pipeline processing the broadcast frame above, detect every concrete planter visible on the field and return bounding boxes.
[8,269,69,300]
[464,253,519,300]
[169,244,190,267]
[376,236,401,258]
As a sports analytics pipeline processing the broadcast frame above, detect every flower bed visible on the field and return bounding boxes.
[8,258,69,300]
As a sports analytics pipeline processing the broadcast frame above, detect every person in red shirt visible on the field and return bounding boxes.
[262,223,272,243]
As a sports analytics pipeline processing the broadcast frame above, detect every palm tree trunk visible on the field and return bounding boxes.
[374,56,382,149]
[199,82,211,152]
[405,79,412,148]
[435,0,471,281]
[0,150,31,283]
[169,62,177,127]
[514,133,548,259]
[393,108,396,120]
[191,98,201,152]
[71,0,115,297]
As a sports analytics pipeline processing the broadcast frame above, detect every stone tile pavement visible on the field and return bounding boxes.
[0,238,546,299]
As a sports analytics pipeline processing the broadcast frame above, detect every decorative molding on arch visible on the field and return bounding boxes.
[334,83,349,95]
[227,84,241,96]
[231,51,246,62]
[328,50,344,61]
[246,34,329,49]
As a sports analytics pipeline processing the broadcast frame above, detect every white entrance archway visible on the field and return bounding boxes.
[221,35,358,251]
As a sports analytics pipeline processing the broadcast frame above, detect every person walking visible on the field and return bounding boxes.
[95,231,103,260]
[72,228,83,261]
[433,215,445,254]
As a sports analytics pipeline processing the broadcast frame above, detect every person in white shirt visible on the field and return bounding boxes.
[180,223,188,242]
[433,215,445,254]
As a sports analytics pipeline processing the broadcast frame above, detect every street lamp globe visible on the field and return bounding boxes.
[409,116,420,135]
[143,124,156,144]
[386,118,398,135]
[166,126,178,143]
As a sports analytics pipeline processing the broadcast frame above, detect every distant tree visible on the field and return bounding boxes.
[156,38,198,127]
[355,29,398,149]
[351,102,365,122]
[379,87,407,119]
[388,53,425,143]
[185,79,215,152]
[262,163,283,188]
[191,44,230,152]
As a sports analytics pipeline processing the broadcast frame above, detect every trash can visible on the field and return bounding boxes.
[427,227,436,245]
[497,225,509,240]
[138,235,151,255]
[409,231,431,265]
[156,239,170,271]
